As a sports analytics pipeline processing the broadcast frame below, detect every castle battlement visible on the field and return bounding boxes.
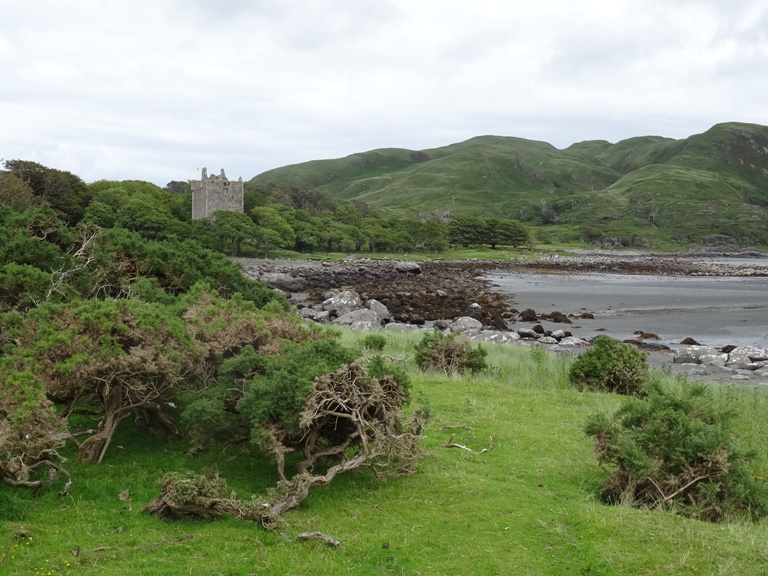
[191,167,244,219]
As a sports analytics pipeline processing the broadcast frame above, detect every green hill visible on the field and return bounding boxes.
[252,122,768,247]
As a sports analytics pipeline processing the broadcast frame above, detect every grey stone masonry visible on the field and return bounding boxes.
[191,167,244,219]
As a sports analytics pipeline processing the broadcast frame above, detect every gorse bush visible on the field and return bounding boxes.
[359,333,387,352]
[585,382,768,522]
[569,336,649,395]
[414,329,487,374]
[168,338,421,528]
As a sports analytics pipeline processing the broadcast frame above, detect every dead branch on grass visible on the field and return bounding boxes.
[296,532,340,548]
[440,433,493,454]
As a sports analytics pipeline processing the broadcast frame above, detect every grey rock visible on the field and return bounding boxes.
[673,346,723,365]
[551,329,566,340]
[297,308,319,320]
[333,309,380,326]
[538,336,558,345]
[730,374,753,381]
[259,272,306,292]
[449,316,483,333]
[472,330,520,344]
[517,328,540,339]
[734,369,756,376]
[322,290,363,316]
[350,320,380,331]
[394,261,422,274]
[558,336,590,348]
[366,299,391,322]
[727,345,768,366]
[736,362,766,371]
[701,354,728,367]
[688,367,710,376]
[384,322,421,331]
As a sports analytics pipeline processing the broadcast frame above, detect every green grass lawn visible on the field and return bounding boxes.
[4,332,768,575]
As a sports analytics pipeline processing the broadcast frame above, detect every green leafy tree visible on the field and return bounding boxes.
[0,173,40,212]
[3,160,87,223]
[402,218,448,252]
[201,211,260,256]
[251,206,296,257]
[0,264,54,312]
[487,218,532,248]
[115,197,188,240]
[447,215,487,247]
[81,200,116,228]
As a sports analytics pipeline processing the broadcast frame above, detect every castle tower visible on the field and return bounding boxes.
[191,167,244,219]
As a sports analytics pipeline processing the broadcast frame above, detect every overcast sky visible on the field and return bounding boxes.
[2,0,767,186]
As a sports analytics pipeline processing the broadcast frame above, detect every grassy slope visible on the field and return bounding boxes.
[4,332,768,575]
[254,136,621,218]
[252,122,768,246]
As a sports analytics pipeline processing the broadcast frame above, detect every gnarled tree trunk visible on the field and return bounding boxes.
[78,391,126,464]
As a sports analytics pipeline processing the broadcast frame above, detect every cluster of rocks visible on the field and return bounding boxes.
[239,258,517,329]
[295,287,591,351]
[513,252,768,277]
[672,345,768,381]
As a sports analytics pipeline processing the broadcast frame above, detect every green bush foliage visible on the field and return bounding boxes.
[170,337,421,528]
[360,333,387,352]
[569,336,649,394]
[585,382,768,522]
[237,338,361,433]
[414,329,488,374]
[8,298,196,464]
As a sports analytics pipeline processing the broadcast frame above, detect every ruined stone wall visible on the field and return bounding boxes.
[191,167,244,219]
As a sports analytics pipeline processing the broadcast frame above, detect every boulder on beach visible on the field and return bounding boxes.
[449,316,483,333]
[673,346,727,366]
[322,290,363,317]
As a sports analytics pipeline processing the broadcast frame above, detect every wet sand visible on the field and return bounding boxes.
[485,271,768,350]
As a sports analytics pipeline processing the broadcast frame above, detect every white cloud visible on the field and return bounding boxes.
[1,0,767,185]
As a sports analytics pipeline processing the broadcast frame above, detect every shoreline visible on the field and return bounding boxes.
[236,252,768,386]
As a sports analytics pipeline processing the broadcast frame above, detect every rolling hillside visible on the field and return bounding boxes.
[251,122,768,246]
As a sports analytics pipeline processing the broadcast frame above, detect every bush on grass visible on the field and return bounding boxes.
[359,333,387,352]
[569,336,648,395]
[585,382,768,522]
[414,329,487,374]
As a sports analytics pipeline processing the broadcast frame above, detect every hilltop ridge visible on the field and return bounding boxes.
[251,122,768,246]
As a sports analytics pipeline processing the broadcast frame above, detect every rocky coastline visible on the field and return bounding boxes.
[235,251,768,385]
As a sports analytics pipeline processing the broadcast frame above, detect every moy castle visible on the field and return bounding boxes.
[191,168,244,220]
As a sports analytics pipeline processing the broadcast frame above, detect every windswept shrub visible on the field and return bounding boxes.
[161,343,422,529]
[0,365,70,490]
[585,382,768,522]
[10,298,196,464]
[414,329,487,374]
[569,336,648,395]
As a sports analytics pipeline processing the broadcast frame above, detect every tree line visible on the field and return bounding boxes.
[1,160,532,258]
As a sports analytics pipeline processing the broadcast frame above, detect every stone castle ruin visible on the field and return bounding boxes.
[191,168,244,220]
